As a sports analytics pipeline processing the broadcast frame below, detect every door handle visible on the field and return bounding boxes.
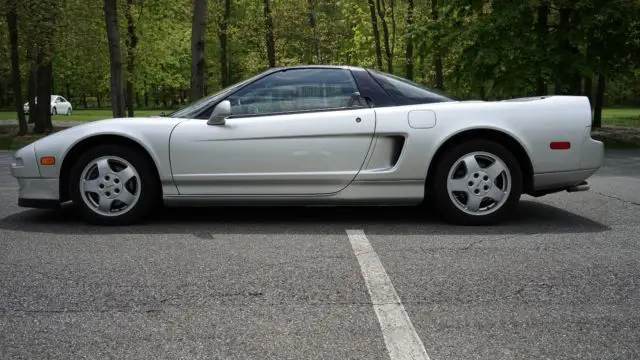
[355,117,362,123]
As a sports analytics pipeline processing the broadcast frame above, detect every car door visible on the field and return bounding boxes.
[169,68,376,195]
[58,96,71,113]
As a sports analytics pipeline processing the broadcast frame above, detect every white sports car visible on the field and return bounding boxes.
[23,95,73,116]
[9,66,603,225]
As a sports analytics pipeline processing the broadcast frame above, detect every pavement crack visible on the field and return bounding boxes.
[594,191,640,206]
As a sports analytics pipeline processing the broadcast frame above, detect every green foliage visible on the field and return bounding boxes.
[0,0,639,111]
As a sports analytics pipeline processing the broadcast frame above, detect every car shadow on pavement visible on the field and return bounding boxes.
[0,199,610,236]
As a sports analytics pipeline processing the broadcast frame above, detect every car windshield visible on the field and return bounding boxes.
[367,69,454,104]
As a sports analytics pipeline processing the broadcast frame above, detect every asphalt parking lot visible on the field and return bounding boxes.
[1,150,639,359]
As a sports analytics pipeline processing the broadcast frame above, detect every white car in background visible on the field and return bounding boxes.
[23,95,73,116]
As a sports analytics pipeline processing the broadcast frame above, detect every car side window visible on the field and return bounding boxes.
[226,69,360,117]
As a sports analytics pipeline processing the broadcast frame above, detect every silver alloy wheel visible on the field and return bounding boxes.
[446,151,511,216]
[79,156,141,217]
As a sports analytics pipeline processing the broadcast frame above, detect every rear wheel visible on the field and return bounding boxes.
[51,107,57,115]
[66,108,72,115]
[69,144,159,225]
[429,139,522,225]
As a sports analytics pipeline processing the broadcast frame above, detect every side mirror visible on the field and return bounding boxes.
[207,100,231,125]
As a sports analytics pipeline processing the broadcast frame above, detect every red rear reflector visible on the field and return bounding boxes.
[550,142,571,150]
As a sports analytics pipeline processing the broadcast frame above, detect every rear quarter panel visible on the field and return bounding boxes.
[355,96,593,182]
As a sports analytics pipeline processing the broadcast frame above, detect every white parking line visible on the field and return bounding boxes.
[346,229,431,360]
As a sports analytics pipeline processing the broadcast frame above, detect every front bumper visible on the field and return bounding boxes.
[16,178,60,201]
[10,145,61,207]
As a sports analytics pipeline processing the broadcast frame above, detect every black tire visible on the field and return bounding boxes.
[428,139,523,225]
[52,107,57,115]
[69,144,159,225]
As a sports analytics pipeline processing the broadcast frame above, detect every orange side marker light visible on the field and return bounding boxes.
[40,156,56,165]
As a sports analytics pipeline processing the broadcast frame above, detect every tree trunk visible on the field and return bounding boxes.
[593,74,605,128]
[6,1,28,135]
[0,82,4,109]
[190,0,206,101]
[65,83,71,100]
[554,8,573,95]
[124,0,138,117]
[584,75,593,108]
[82,93,88,108]
[308,0,321,63]
[431,0,444,90]
[535,2,548,96]
[33,50,53,134]
[367,0,383,70]
[27,69,36,124]
[418,41,425,80]
[264,0,276,67]
[479,85,487,101]
[376,0,393,73]
[404,0,414,80]
[7,4,27,135]
[144,91,149,108]
[104,0,125,117]
[219,0,231,87]
[390,0,396,60]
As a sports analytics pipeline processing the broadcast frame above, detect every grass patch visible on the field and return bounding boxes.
[0,109,173,122]
[602,108,640,127]
[0,135,47,151]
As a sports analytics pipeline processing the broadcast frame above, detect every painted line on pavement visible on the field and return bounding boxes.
[346,229,431,360]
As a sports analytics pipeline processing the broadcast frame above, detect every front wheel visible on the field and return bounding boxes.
[66,108,72,116]
[429,139,522,225]
[51,107,57,115]
[69,144,159,225]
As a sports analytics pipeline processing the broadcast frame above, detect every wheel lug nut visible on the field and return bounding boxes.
[114,178,120,184]
[468,181,474,186]
[484,186,489,190]
[115,188,120,193]
[474,189,480,194]
[474,173,479,178]
[105,176,110,181]
[105,192,111,196]
[484,176,489,181]
[99,184,105,189]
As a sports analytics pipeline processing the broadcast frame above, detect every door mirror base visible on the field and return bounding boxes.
[207,100,231,125]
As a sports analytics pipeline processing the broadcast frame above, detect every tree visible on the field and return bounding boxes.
[104,0,125,117]
[264,0,276,67]
[376,0,393,73]
[5,0,27,135]
[404,0,414,80]
[535,1,549,95]
[124,0,139,117]
[218,0,231,87]
[190,0,206,101]
[307,0,321,63]
[367,0,383,69]
[431,0,443,90]
[21,0,58,133]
